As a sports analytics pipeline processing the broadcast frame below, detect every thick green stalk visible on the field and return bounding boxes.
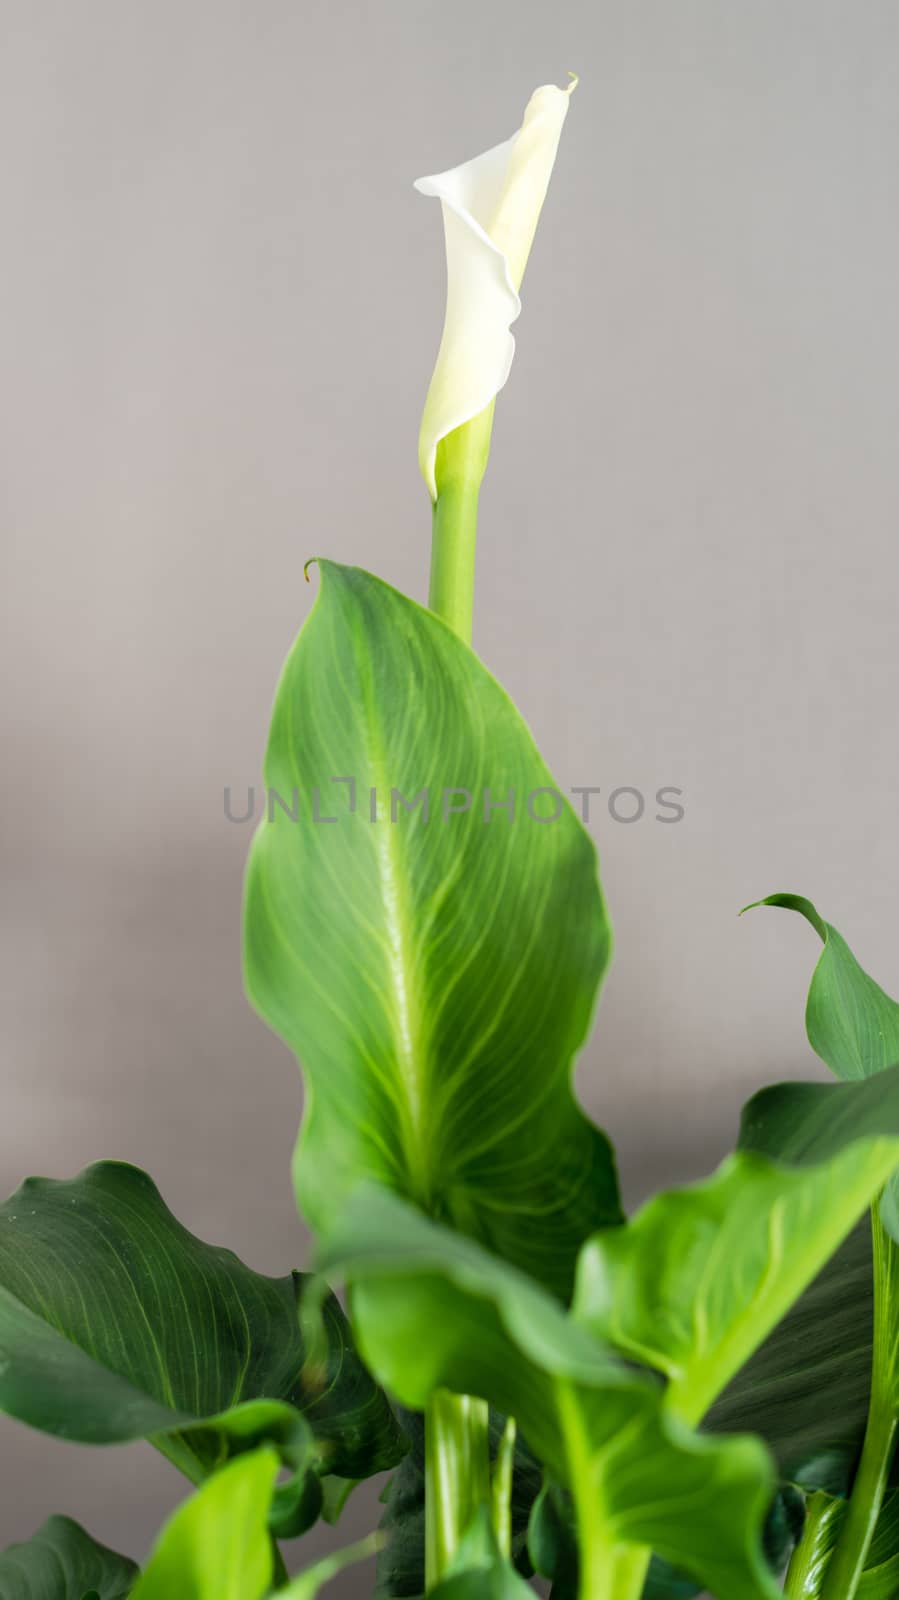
[818,1205,899,1600]
[491,1417,516,1560]
[427,403,495,644]
[425,1389,491,1588]
[782,1494,835,1597]
[423,402,496,1591]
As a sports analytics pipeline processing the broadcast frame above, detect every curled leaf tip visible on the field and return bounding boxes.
[566,71,580,94]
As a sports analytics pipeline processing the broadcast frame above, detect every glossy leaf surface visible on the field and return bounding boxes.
[243,560,619,1297]
[574,1068,899,1422]
[708,1220,873,1492]
[0,1516,137,1600]
[0,1162,403,1533]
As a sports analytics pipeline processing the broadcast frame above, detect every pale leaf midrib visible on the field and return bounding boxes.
[357,631,432,1205]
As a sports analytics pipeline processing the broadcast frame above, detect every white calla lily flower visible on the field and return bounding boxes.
[416,79,575,501]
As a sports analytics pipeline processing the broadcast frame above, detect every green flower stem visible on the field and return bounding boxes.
[428,403,495,644]
[782,1494,833,1597]
[491,1417,516,1560]
[819,1206,899,1600]
[425,1389,491,1589]
[424,404,496,1590]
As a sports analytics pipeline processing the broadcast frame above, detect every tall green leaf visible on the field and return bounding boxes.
[0,1162,404,1534]
[527,1482,579,1597]
[318,1185,782,1600]
[574,1068,899,1422]
[0,1516,137,1600]
[243,560,619,1297]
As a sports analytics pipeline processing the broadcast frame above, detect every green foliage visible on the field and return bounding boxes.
[373,1408,540,1597]
[13,63,899,1597]
[0,1162,404,1535]
[707,1222,873,1493]
[526,1481,804,1600]
[131,1450,279,1600]
[243,560,620,1300]
[527,1481,579,1596]
[575,1067,899,1422]
[318,1184,784,1600]
[747,894,899,1231]
[747,896,899,1596]
[0,1516,137,1600]
[747,896,899,1082]
[427,1510,533,1599]
[782,1491,899,1598]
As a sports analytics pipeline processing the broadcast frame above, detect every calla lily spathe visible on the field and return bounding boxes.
[416,80,575,500]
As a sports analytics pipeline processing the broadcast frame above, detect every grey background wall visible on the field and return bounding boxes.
[2,0,898,1589]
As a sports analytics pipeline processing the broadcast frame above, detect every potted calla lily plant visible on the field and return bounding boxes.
[4,78,899,1600]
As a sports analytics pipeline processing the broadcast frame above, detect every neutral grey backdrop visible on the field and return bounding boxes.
[3,0,899,1589]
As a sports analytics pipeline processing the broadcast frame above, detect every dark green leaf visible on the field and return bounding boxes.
[319,1477,360,1525]
[375,1445,427,1600]
[707,1222,872,1494]
[528,1482,578,1595]
[243,560,620,1298]
[319,1185,782,1600]
[0,1162,404,1534]
[0,1516,137,1600]
[574,1068,899,1423]
[641,1558,702,1600]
